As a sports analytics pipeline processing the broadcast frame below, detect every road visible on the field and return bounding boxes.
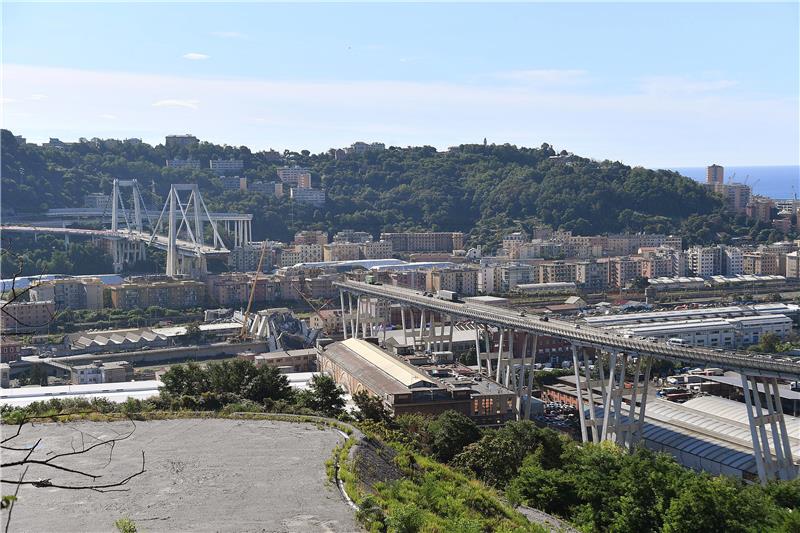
[336,280,800,380]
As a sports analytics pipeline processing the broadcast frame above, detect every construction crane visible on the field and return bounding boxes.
[237,240,269,340]
[291,282,333,326]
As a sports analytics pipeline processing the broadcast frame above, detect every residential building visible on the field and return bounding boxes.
[687,246,721,277]
[361,240,393,259]
[575,260,610,292]
[380,232,465,253]
[710,182,752,215]
[294,230,328,246]
[334,230,373,243]
[323,242,361,262]
[277,166,312,188]
[497,263,537,292]
[427,267,478,296]
[290,187,325,206]
[309,309,344,335]
[249,180,283,197]
[71,361,133,385]
[220,176,247,191]
[743,252,781,276]
[165,134,199,148]
[746,196,775,224]
[107,277,206,309]
[209,159,244,175]
[707,164,725,185]
[787,251,800,279]
[0,300,55,333]
[29,277,105,310]
[722,246,744,276]
[279,244,324,267]
[1,338,22,363]
[166,158,201,170]
[239,348,316,373]
[227,242,277,273]
[346,141,386,155]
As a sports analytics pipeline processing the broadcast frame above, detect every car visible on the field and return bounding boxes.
[574,324,581,329]
[540,316,549,322]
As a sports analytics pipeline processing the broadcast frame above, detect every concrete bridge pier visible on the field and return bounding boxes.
[741,373,797,484]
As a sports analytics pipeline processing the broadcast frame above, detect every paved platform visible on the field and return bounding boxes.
[1,418,359,533]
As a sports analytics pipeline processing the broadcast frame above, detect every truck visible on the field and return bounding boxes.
[667,337,688,346]
[436,290,459,302]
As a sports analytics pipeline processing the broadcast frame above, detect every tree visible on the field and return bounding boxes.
[662,475,781,533]
[451,421,566,487]
[297,374,346,417]
[426,411,480,463]
[183,322,204,345]
[352,390,391,422]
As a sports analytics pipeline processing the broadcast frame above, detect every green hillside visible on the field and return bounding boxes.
[1,130,777,248]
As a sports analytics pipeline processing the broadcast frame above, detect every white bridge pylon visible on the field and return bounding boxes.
[150,184,225,276]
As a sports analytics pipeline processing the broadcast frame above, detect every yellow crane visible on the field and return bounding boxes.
[238,241,269,340]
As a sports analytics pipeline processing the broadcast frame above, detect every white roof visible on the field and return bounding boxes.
[0,380,163,408]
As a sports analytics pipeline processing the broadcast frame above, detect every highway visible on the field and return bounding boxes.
[335,280,800,380]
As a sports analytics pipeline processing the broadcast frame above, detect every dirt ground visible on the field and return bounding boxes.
[1,418,360,533]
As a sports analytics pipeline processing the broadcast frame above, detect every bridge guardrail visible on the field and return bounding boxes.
[335,280,800,379]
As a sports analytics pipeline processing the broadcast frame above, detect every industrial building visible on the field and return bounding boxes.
[317,338,516,425]
[541,374,800,481]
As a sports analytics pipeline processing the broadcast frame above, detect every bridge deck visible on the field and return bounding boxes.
[335,280,800,380]
[2,225,228,256]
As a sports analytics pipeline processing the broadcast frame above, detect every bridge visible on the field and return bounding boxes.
[2,180,253,275]
[335,280,800,484]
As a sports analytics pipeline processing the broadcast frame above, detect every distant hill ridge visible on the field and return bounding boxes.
[2,129,774,247]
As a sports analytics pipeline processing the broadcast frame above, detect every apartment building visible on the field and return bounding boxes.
[746,196,775,224]
[0,300,55,332]
[72,361,133,385]
[361,240,393,260]
[220,176,247,191]
[539,261,578,284]
[380,232,465,253]
[249,180,284,197]
[294,231,328,246]
[108,278,206,309]
[277,166,312,188]
[575,261,610,292]
[334,230,373,243]
[743,252,781,276]
[346,141,386,155]
[165,134,199,148]
[227,242,280,273]
[787,251,800,279]
[279,244,324,267]
[0,338,22,363]
[426,268,478,296]
[29,277,105,310]
[209,159,244,175]
[497,264,537,292]
[707,164,724,185]
[290,187,325,206]
[323,242,361,262]
[166,158,202,170]
[709,182,751,215]
[309,309,343,335]
[687,246,721,277]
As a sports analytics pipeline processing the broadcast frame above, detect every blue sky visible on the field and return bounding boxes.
[2,2,798,167]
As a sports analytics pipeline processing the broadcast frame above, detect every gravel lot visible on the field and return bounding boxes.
[1,418,360,533]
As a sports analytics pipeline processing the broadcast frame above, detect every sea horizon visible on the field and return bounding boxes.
[667,165,798,199]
